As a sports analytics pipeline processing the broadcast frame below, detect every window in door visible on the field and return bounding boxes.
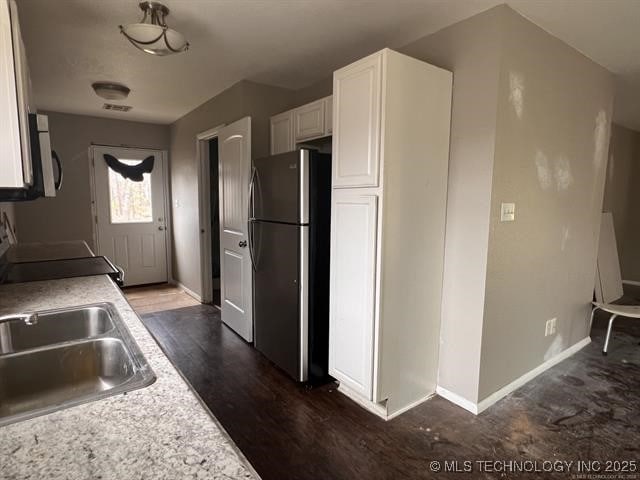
[108,159,153,224]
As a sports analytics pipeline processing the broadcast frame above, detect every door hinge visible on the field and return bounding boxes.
[95,215,98,225]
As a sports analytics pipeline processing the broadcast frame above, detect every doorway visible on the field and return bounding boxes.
[209,137,221,308]
[197,118,253,341]
[89,145,170,286]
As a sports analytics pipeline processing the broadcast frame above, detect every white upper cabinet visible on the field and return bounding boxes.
[332,52,382,188]
[294,99,325,142]
[270,110,294,155]
[0,0,29,189]
[324,95,333,135]
[269,95,333,154]
[10,0,31,184]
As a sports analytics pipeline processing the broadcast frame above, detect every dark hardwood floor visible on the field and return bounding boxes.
[140,299,640,480]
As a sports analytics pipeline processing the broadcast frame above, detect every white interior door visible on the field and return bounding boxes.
[91,146,168,286]
[218,117,253,342]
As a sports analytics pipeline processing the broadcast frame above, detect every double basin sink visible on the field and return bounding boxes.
[0,303,156,426]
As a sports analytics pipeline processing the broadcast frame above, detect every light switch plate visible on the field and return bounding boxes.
[545,318,557,337]
[501,203,516,222]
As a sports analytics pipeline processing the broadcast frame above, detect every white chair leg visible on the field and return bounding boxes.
[603,314,617,356]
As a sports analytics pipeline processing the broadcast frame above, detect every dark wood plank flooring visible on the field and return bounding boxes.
[141,298,640,479]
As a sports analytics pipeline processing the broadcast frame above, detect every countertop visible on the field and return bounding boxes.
[0,275,257,480]
[6,241,94,263]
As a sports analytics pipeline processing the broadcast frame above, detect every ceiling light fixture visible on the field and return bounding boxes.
[92,82,131,100]
[119,2,189,56]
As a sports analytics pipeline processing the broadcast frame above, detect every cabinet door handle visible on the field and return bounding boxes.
[238,240,247,248]
[52,151,63,190]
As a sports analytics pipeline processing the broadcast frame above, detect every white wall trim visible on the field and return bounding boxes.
[336,384,388,420]
[337,383,436,421]
[622,280,640,287]
[476,337,591,413]
[386,393,435,420]
[170,278,203,303]
[437,336,591,415]
[87,146,99,251]
[197,125,225,141]
[435,386,478,414]
[196,123,225,304]
[162,150,174,285]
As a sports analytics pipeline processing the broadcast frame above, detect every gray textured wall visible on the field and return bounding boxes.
[168,80,293,295]
[400,7,504,403]
[479,9,614,401]
[396,5,614,404]
[13,112,169,249]
[603,124,640,282]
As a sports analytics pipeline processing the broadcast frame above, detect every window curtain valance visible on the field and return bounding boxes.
[104,154,154,182]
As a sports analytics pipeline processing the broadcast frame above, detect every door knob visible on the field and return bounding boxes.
[158,226,165,231]
[238,240,247,248]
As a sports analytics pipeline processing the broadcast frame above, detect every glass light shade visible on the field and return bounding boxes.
[121,23,188,56]
[92,82,130,100]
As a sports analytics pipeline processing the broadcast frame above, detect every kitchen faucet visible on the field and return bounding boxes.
[0,312,39,326]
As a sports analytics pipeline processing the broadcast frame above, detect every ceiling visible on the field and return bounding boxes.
[16,0,640,130]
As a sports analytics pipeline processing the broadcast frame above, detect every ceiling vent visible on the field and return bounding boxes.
[103,103,132,112]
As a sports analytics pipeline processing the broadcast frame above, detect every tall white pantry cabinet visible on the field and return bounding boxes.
[329,48,452,419]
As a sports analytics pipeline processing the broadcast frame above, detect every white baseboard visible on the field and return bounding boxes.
[437,336,591,415]
[476,337,590,413]
[337,383,435,420]
[169,278,203,303]
[386,393,435,420]
[336,384,388,420]
[622,280,640,287]
[435,386,478,414]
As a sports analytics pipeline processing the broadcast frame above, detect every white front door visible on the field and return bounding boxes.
[218,117,253,342]
[91,146,168,286]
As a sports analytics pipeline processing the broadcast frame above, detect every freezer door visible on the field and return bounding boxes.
[253,150,309,224]
[253,221,307,381]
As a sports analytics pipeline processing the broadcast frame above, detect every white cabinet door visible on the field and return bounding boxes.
[329,192,378,399]
[9,0,31,185]
[324,95,333,135]
[0,0,24,188]
[294,99,325,142]
[270,111,294,155]
[333,52,382,188]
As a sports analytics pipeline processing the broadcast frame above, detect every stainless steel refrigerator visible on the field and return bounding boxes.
[249,149,331,382]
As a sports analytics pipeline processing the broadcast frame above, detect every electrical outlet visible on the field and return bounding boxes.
[545,318,557,337]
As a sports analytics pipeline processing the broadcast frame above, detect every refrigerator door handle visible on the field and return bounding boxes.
[247,166,258,271]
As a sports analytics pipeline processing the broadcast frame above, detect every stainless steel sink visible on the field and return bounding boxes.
[0,305,114,355]
[0,303,155,426]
